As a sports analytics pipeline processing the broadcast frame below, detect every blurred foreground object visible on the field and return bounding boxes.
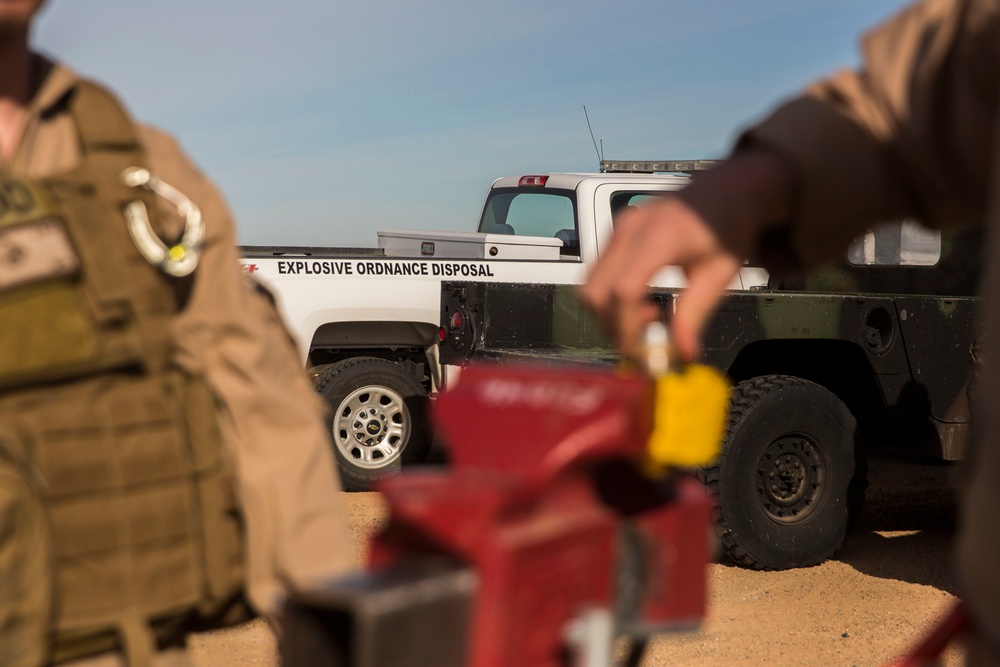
[890,601,970,667]
[282,361,717,667]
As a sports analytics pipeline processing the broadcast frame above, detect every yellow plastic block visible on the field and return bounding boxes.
[645,364,729,472]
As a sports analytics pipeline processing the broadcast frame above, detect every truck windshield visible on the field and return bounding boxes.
[478,188,578,249]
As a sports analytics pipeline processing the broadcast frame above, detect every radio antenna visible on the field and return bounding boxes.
[583,106,603,167]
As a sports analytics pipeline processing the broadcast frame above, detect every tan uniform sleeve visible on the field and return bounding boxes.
[735,0,1000,271]
[139,127,355,617]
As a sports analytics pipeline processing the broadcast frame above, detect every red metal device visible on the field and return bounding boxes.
[889,601,971,667]
[282,362,713,667]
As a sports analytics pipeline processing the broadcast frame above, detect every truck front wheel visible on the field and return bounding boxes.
[314,357,432,491]
[701,375,866,570]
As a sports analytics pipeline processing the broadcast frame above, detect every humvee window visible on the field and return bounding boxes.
[847,219,941,267]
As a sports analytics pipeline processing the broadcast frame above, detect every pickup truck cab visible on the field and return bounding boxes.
[242,162,768,489]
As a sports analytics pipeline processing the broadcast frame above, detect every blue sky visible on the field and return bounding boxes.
[35,1,911,248]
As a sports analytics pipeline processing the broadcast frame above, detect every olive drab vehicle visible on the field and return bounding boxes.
[0,83,244,667]
[693,220,980,570]
[438,162,983,571]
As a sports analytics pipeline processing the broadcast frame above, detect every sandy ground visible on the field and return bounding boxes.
[188,452,965,666]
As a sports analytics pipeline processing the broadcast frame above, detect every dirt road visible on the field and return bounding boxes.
[188,453,964,666]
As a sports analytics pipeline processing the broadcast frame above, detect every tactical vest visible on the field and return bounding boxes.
[0,82,244,667]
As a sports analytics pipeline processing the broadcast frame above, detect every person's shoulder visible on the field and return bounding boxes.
[136,121,233,237]
[35,58,194,173]
[138,124,198,169]
[137,123,214,192]
[38,59,223,208]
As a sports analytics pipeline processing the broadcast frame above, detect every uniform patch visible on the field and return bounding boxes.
[0,219,80,292]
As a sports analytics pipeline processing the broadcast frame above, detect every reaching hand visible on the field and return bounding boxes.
[580,195,741,363]
[580,150,794,364]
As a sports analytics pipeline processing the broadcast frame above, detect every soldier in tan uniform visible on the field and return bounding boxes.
[583,0,1000,663]
[0,1,354,665]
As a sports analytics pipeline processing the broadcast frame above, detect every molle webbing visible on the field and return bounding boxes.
[0,81,244,667]
[0,83,173,390]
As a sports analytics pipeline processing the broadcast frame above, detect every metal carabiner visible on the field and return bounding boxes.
[120,166,204,277]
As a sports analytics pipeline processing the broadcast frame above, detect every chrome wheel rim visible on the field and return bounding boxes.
[332,385,410,469]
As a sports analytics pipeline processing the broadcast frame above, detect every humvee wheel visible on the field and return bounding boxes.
[700,375,865,570]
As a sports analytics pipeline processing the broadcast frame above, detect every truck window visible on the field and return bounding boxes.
[478,189,577,249]
[610,192,661,226]
[611,192,659,212]
[846,219,941,267]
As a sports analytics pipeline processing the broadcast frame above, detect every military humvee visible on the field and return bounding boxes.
[438,219,983,570]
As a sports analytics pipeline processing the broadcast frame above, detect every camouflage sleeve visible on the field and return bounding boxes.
[734,0,1000,271]
[138,126,355,617]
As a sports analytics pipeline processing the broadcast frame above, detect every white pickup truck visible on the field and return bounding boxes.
[241,161,769,489]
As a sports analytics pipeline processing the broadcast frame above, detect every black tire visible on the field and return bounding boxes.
[699,375,866,570]
[314,357,432,491]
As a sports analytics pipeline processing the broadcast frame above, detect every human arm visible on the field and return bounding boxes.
[580,150,795,362]
[582,0,1000,361]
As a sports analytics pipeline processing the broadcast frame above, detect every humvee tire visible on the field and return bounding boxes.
[701,375,866,570]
